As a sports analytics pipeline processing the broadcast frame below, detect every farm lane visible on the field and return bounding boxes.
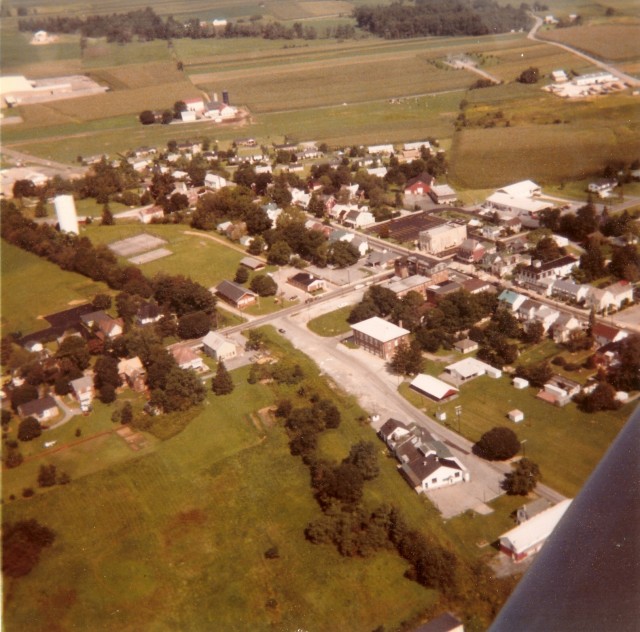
[445,59,501,84]
[527,13,640,87]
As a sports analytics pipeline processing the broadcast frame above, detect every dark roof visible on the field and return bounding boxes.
[289,272,320,286]
[406,172,435,188]
[17,395,57,418]
[137,301,162,321]
[522,255,578,275]
[379,418,410,437]
[216,280,257,303]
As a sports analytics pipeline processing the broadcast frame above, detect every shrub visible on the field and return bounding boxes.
[17,417,41,442]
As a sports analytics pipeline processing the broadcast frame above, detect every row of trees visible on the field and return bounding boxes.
[18,9,356,43]
[354,0,530,38]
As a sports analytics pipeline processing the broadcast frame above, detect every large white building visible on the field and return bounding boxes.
[419,222,467,255]
[54,194,79,235]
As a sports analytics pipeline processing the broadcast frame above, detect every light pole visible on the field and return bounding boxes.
[521,439,527,458]
[455,405,462,434]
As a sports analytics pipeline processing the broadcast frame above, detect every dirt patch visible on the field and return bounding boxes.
[258,406,277,428]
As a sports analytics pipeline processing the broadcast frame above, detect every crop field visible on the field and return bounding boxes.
[2,343,451,631]
[86,61,184,90]
[0,241,109,335]
[539,23,640,63]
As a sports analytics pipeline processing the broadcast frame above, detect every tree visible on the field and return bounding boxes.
[10,383,39,412]
[92,293,112,311]
[211,360,234,395]
[99,383,117,404]
[328,240,359,268]
[173,100,187,118]
[2,519,56,578]
[517,66,539,84]
[37,464,57,487]
[343,441,379,481]
[139,110,155,125]
[94,355,121,390]
[17,416,41,442]
[522,321,545,344]
[501,458,541,495]
[267,240,292,265]
[473,426,520,461]
[234,266,249,284]
[56,336,90,371]
[101,204,114,226]
[250,274,277,297]
[177,310,212,339]
[577,382,621,413]
[120,401,133,424]
[607,334,640,392]
[389,340,423,376]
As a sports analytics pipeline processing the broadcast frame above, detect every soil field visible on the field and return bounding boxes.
[539,23,640,62]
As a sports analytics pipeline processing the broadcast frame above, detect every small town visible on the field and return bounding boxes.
[1,0,639,630]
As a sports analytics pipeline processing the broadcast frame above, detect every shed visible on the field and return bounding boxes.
[410,374,459,402]
[513,377,529,389]
[509,409,524,423]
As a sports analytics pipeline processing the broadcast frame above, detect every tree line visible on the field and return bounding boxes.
[18,8,356,43]
[353,0,530,39]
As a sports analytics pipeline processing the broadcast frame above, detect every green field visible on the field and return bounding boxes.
[3,341,454,632]
[0,241,110,335]
[307,305,353,336]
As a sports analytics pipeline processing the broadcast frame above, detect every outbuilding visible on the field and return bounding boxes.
[410,374,459,402]
[508,409,524,423]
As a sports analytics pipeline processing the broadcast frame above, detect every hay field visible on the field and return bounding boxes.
[540,23,640,62]
[88,61,186,90]
[299,0,353,16]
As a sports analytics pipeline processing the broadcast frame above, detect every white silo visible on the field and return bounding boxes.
[54,194,79,235]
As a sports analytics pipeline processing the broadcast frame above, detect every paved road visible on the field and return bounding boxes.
[1,146,87,179]
[527,13,640,87]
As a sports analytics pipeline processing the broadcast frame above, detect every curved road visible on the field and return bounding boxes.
[527,13,640,87]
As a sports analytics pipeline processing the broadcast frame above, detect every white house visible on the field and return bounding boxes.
[343,209,375,229]
[169,344,205,372]
[139,205,164,224]
[204,173,229,190]
[70,376,94,412]
[378,418,413,450]
[183,98,205,113]
[367,144,394,155]
[202,331,237,361]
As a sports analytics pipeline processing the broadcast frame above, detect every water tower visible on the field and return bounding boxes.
[54,194,79,235]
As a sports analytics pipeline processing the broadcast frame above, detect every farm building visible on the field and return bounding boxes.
[508,409,524,423]
[139,205,164,224]
[410,374,459,402]
[202,331,237,361]
[404,172,435,196]
[499,499,572,562]
[17,395,59,422]
[453,339,478,354]
[513,377,529,390]
[239,257,265,271]
[215,280,258,310]
[419,223,467,255]
[351,317,410,360]
[429,184,457,205]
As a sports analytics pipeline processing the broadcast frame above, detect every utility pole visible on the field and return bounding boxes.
[521,439,527,458]
[455,405,462,434]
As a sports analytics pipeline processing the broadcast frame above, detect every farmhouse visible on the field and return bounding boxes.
[419,222,467,255]
[202,331,237,361]
[351,317,410,360]
[118,356,147,392]
[17,395,59,422]
[183,97,205,113]
[499,499,572,562]
[410,374,459,402]
[215,280,258,309]
[288,272,325,294]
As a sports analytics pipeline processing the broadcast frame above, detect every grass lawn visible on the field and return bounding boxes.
[82,224,245,288]
[307,305,352,337]
[3,341,446,632]
[0,241,109,336]
[399,374,634,497]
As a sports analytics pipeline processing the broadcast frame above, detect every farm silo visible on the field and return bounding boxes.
[54,194,79,235]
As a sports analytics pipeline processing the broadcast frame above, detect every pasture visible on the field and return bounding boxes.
[0,241,109,336]
[2,344,449,632]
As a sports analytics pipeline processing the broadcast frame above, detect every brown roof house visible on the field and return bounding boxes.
[288,272,325,294]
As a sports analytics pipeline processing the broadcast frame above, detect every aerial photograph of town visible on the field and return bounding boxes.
[0,0,638,629]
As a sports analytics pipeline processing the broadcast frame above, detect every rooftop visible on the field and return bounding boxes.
[351,316,410,342]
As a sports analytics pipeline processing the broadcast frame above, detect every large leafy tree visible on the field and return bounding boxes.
[473,426,520,461]
[17,416,42,442]
[2,519,56,578]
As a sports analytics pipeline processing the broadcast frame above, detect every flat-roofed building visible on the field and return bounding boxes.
[351,317,410,360]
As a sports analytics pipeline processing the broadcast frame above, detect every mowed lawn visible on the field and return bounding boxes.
[0,241,109,335]
[400,373,634,497]
[83,224,245,288]
[2,353,440,632]
[307,305,353,337]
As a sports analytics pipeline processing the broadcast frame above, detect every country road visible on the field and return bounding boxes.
[527,13,640,87]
